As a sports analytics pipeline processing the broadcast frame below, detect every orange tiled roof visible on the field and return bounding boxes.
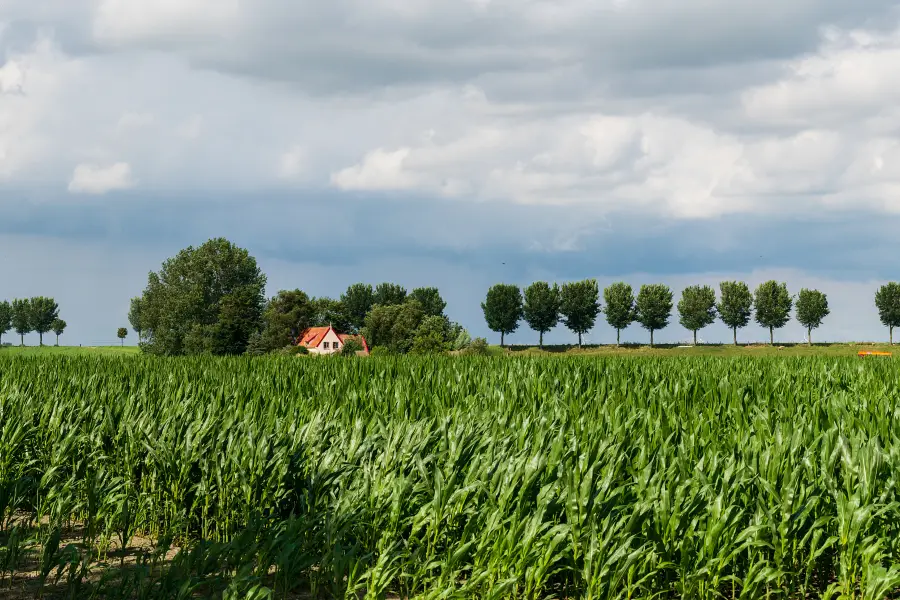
[297,326,331,348]
[338,333,370,353]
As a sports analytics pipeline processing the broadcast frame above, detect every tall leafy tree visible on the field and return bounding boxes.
[635,284,673,347]
[11,298,31,346]
[481,284,523,347]
[373,283,408,307]
[0,300,11,345]
[409,287,447,318]
[341,283,375,332]
[754,281,792,345]
[875,282,900,345]
[717,281,753,345]
[310,297,352,333]
[117,327,128,346]
[523,281,560,348]
[251,289,316,353]
[128,297,144,341]
[795,288,829,345]
[677,285,717,345]
[363,299,425,353]
[136,238,267,356]
[559,279,600,347]
[603,282,635,346]
[51,319,66,346]
[28,296,59,346]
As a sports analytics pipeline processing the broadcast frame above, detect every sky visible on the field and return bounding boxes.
[1,0,900,346]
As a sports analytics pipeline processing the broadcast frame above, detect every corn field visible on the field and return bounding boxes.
[3,355,900,598]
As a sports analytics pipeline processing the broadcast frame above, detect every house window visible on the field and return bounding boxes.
[334,342,340,349]
[323,342,329,349]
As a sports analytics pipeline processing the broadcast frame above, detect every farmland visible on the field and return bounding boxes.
[3,355,900,598]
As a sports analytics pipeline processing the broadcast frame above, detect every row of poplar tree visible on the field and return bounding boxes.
[482,279,900,347]
[0,297,67,346]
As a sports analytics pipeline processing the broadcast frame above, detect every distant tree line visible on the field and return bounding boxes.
[0,297,66,346]
[127,238,476,356]
[481,279,892,346]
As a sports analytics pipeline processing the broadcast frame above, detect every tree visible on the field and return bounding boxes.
[717,281,753,345]
[51,319,66,346]
[0,301,11,345]
[677,285,717,345]
[603,282,635,346]
[410,315,453,354]
[11,299,30,346]
[251,290,316,353]
[409,287,447,318]
[341,283,375,332]
[635,284,673,347]
[29,296,59,346]
[559,279,601,347]
[128,297,144,340]
[481,284,523,347]
[117,327,128,346]
[363,299,425,354]
[136,238,267,356]
[373,283,407,307]
[310,297,352,333]
[875,282,900,345]
[754,281,792,345]
[523,281,560,347]
[795,288,829,345]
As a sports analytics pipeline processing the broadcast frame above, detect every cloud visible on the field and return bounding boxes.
[68,162,135,194]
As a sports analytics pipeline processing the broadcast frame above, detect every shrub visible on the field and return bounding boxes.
[341,337,365,356]
[463,337,490,356]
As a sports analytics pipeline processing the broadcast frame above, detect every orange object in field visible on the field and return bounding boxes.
[858,351,892,357]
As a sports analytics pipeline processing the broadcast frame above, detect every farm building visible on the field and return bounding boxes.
[296,326,370,356]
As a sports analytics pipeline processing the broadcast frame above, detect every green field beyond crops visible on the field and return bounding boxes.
[3,356,900,598]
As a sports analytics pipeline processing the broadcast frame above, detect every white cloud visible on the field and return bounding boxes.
[68,162,135,194]
[331,148,417,191]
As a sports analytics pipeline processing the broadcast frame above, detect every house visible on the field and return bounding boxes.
[296,326,370,356]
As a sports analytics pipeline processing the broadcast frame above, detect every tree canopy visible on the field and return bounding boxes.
[51,318,66,346]
[0,301,11,345]
[635,284,673,346]
[754,281,792,344]
[603,282,635,346]
[341,283,375,332]
[136,238,267,356]
[795,288,829,345]
[128,297,144,340]
[409,287,447,318]
[373,283,408,307]
[247,289,316,355]
[559,279,600,347]
[11,299,31,346]
[481,284,523,346]
[717,281,753,345]
[28,297,59,346]
[363,300,425,354]
[523,281,560,347]
[875,282,900,345]
[677,285,717,345]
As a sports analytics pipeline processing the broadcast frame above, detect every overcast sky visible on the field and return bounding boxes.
[2,0,899,346]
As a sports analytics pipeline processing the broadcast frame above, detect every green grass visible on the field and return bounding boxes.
[0,345,140,356]
[5,355,900,598]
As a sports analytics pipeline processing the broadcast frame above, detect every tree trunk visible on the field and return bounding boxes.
[693,330,697,346]
[501,332,505,347]
[733,327,737,346]
[39,332,43,346]
[650,329,654,347]
[616,329,620,347]
[769,327,774,345]
[539,331,543,348]
[578,332,582,348]
[56,334,59,346]
[808,327,812,346]
[121,338,124,347]
[20,333,24,346]
[891,326,894,346]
